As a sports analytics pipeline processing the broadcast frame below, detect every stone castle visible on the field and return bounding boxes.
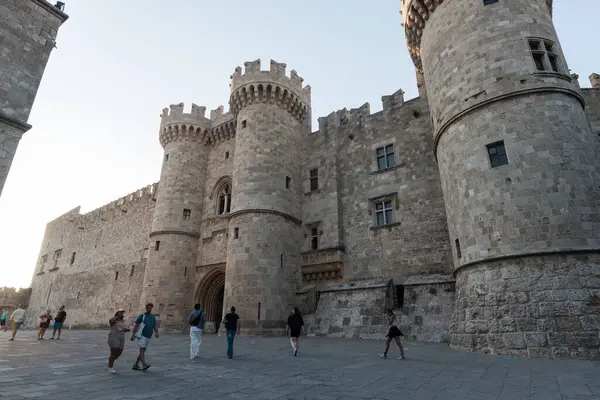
[17,0,600,359]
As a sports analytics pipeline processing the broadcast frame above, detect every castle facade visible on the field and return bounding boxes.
[26,0,600,359]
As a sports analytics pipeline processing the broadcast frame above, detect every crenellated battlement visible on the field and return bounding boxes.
[401,0,553,73]
[229,59,311,123]
[48,183,159,227]
[160,102,210,129]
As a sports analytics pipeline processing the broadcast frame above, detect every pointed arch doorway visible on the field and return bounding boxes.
[195,267,225,334]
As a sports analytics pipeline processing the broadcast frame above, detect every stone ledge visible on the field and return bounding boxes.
[369,165,402,175]
[370,222,401,231]
[304,189,322,196]
[319,279,391,294]
[0,112,31,133]
[48,267,59,272]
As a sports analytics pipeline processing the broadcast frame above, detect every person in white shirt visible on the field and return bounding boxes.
[9,305,26,341]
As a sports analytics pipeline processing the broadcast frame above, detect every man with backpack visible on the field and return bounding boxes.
[188,303,206,359]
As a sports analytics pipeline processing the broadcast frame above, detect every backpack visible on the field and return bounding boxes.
[189,311,202,326]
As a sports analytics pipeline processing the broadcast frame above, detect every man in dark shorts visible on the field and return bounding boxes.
[131,303,158,371]
[222,306,240,359]
[51,306,67,340]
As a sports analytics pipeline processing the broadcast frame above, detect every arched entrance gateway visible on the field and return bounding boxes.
[194,267,225,333]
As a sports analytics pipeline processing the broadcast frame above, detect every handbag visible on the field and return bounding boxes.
[134,314,146,339]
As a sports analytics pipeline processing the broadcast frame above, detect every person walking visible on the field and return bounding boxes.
[130,303,158,371]
[379,309,405,360]
[0,308,8,332]
[188,303,206,360]
[50,306,67,340]
[37,309,53,340]
[286,307,305,356]
[8,305,26,341]
[222,306,240,359]
[107,309,130,374]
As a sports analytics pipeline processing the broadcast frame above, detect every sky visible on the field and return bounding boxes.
[0,0,598,289]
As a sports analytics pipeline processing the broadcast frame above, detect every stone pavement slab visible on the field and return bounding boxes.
[0,330,598,399]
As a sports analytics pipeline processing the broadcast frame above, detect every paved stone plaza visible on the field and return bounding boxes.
[0,331,598,399]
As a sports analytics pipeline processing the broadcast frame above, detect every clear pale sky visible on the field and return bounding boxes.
[0,1,597,289]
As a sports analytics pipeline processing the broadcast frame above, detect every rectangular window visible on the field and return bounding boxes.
[309,168,318,191]
[395,285,405,308]
[242,120,247,128]
[164,154,169,162]
[286,176,291,189]
[234,227,239,239]
[455,238,462,259]
[375,200,394,226]
[310,228,318,250]
[115,271,119,280]
[41,254,48,264]
[486,141,508,167]
[225,151,229,159]
[155,241,160,251]
[483,0,498,5]
[52,249,62,269]
[376,144,396,170]
[130,265,135,276]
[183,208,191,220]
[528,38,561,73]
[70,252,76,265]
[184,266,187,278]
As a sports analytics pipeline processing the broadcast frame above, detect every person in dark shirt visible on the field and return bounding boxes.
[222,306,240,359]
[286,307,304,356]
[51,305,67,340]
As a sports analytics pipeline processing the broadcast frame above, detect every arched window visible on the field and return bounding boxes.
[217,184,231,215]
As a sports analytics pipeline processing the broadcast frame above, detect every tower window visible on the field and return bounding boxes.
[234,227,239,239]
[486,141,508,167]
[376,144,396,170]
[375,200,394,226]
[115,271,119,280]
[70,252,76,265]
[155,241,160,251]
[528,38,561,73]
[183,208,191,220]
[164,154,169,162]
[455,238,462,259]
[130,265,135,277]
[241,120,247,128]
[483,0,498,5]
[286,176,291,189]
[218,184,231,215]
[310,228,319,250]
[225,151,229,159]
[309,168,318,191]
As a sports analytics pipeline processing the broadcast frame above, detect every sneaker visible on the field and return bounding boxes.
[8,338,14,341]
[397,356,406,360]
[132,364,142,371]
[107,368,116,374]
[379,353,387,359]
[293,349,298,357]
[50,338,55,340]
[142,364,151,371]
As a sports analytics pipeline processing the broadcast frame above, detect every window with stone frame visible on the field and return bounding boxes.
[310,227,319,250]
[486,141,508,168]
[183,208,191,220]
[39,254,48,273]
[217,183,231,215]
[376,144,396,171]
[52,249,62,269]
[527,38,561,73]
[309,168,318,191]
[375,199,394,226]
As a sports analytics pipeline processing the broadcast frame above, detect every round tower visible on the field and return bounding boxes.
[226,59,311,335]
[402,0,600,358]
[139,103,210,331]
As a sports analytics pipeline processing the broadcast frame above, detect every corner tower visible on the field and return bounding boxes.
[0,0,68,198]
[139,103,210,331]
[226,59,311,335]
[402,0,600,358]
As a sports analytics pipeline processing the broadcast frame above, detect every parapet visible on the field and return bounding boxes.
[591,73,600,89]
[160,103,211,129]
[229,59,311,122]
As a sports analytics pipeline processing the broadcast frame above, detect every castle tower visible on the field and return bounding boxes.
[138,103,210,331]
[402,0,600,358]
[0,0,68,198]
[226,59,311,335]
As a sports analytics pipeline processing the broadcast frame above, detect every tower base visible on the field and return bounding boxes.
[450,253,600,360]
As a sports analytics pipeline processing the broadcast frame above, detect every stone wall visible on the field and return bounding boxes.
[582,86,600,139]
[26,184,156,327]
